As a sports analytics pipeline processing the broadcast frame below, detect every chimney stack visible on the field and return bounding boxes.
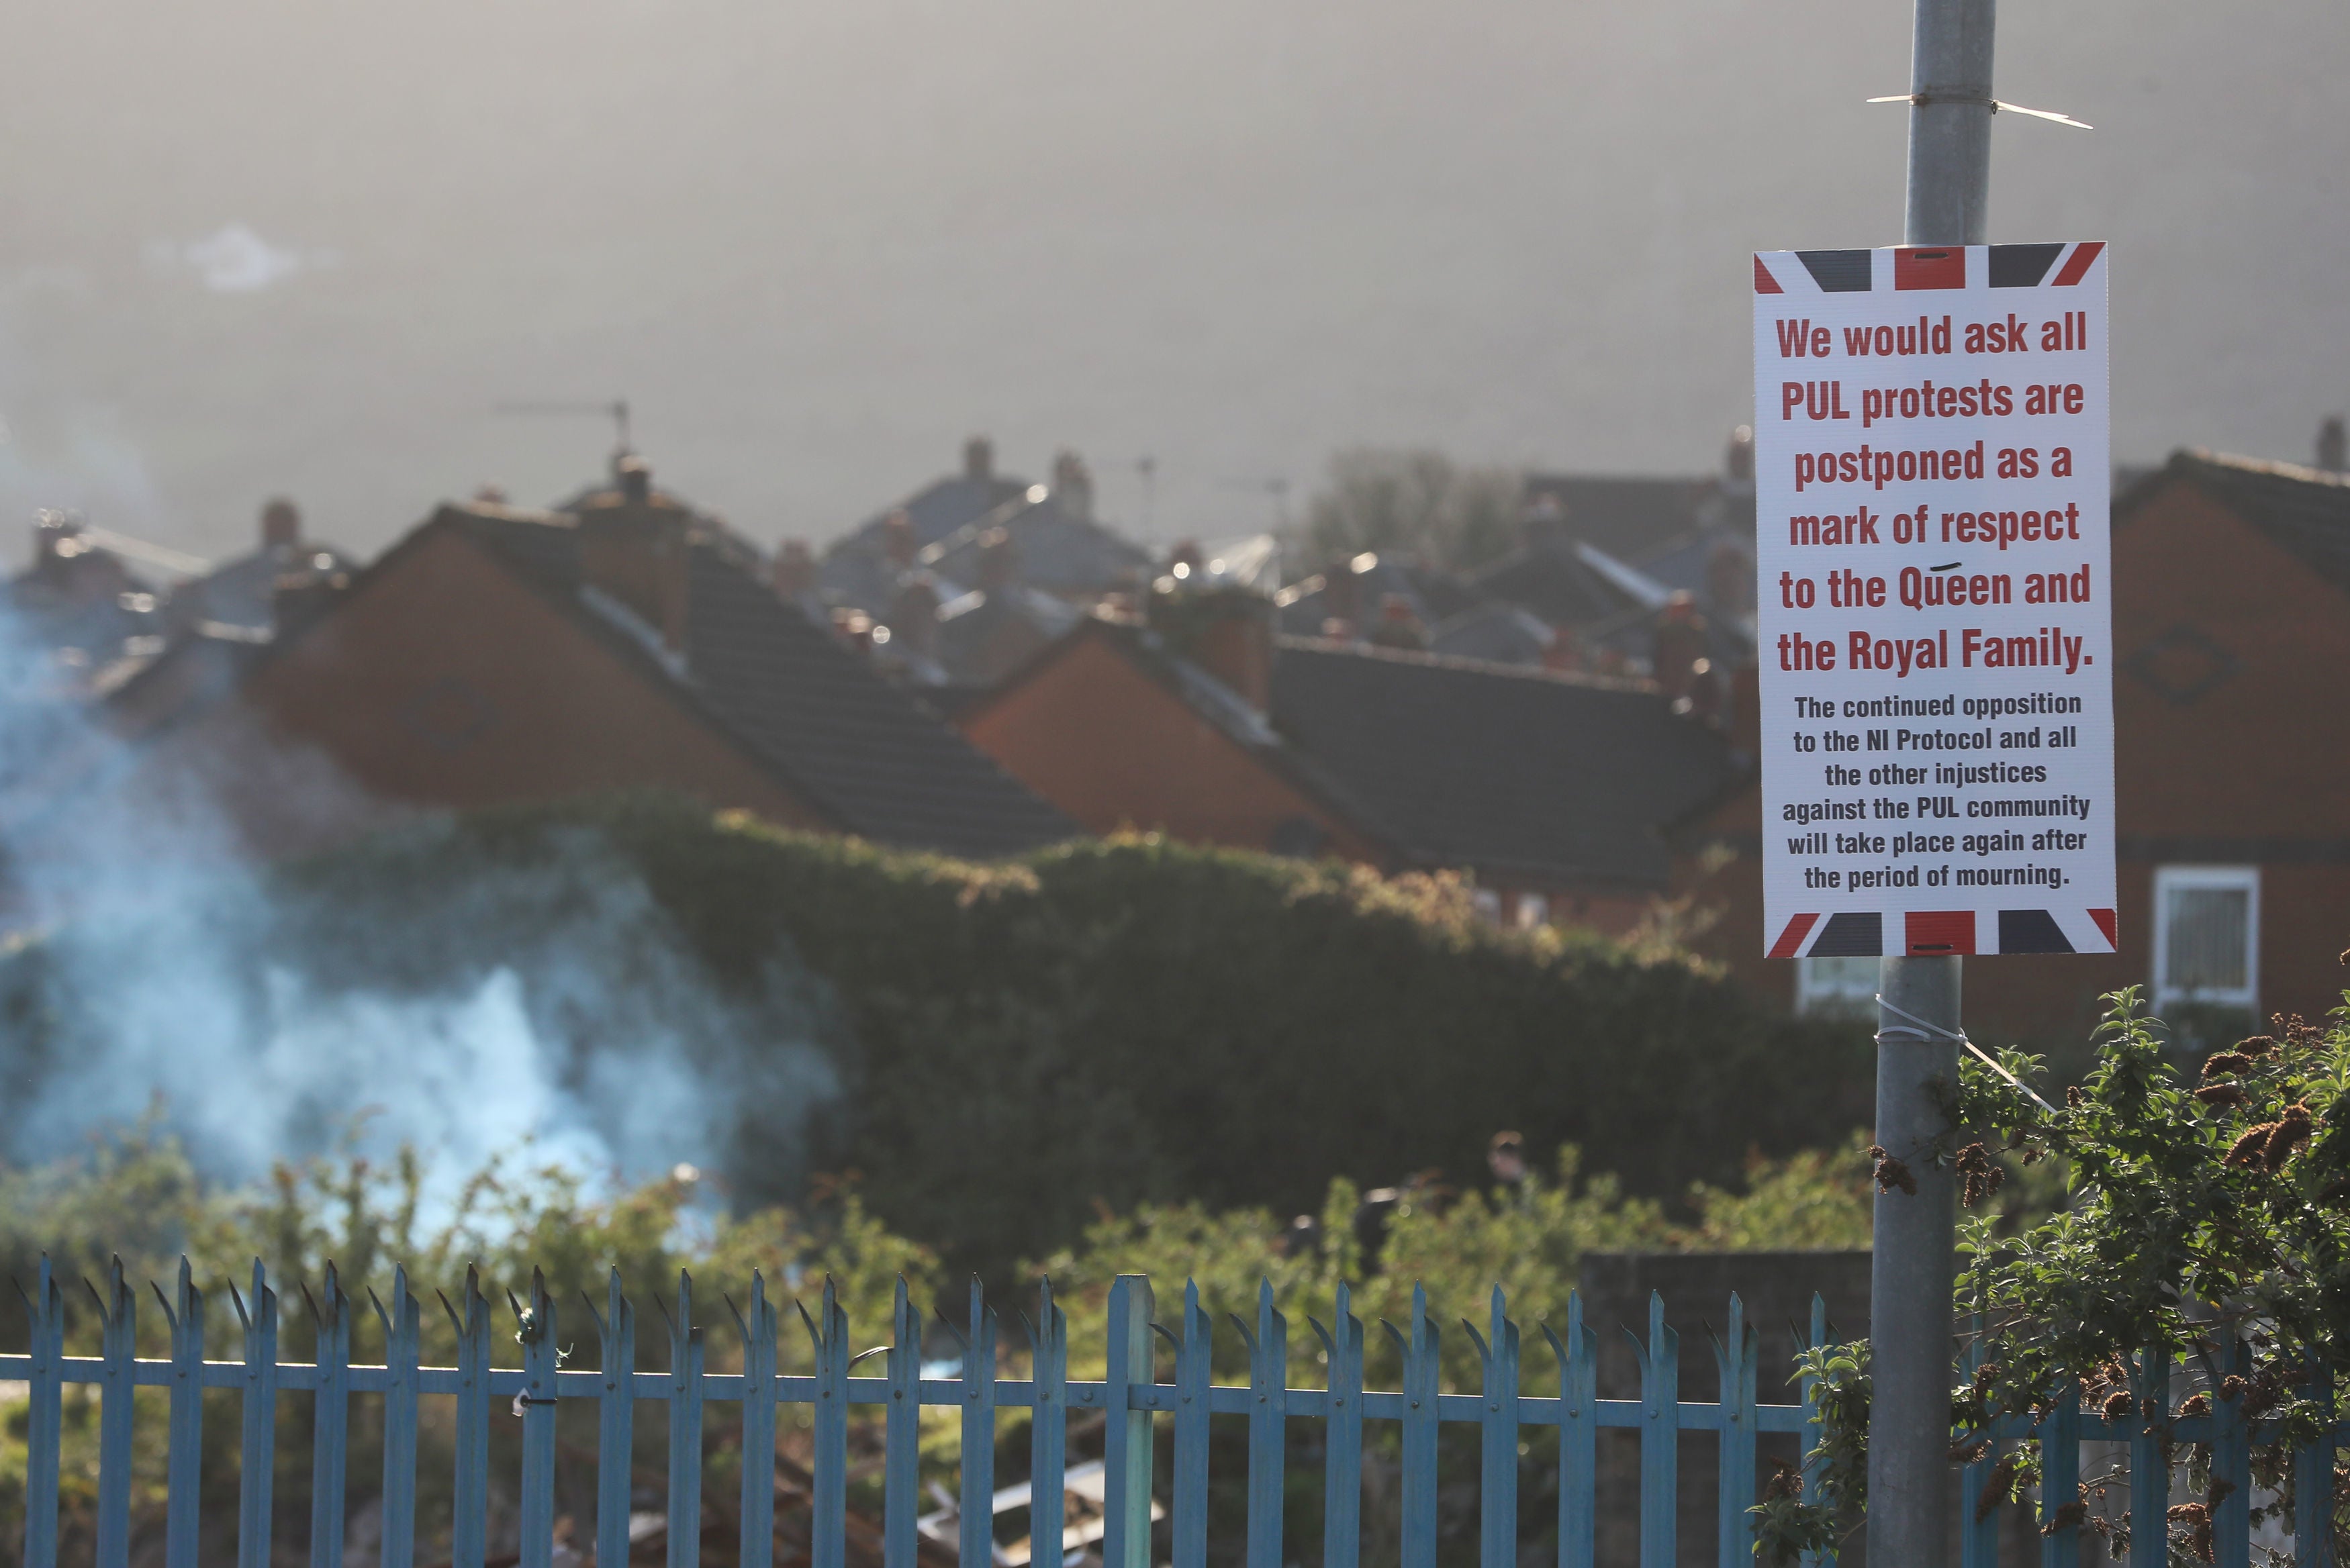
[577,457,692,651]
[976,526,1016,592]
[882,509,917,569]
[886,577,941,661]
[2319,416,2347,474]
[32,509,84,569]
[1050,450,1094,522]
[772,538,816,602]
[617,454,653,506]
[1653,591,1710,705]
[1723,424,1755,490]
[273,564,350,639]
[964,436,994,483]
[1166,590,1277,713]
[261,497,301,551]
[1368,593,1429,651]
[1319,555,1365,638]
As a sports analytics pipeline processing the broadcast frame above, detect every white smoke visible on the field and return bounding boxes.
[147,224,334,295]
[0,585,844,1204]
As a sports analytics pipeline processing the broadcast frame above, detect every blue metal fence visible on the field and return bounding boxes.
[2,1255,2336,1568]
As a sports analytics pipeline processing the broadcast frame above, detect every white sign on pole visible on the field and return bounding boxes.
[1750,243,2115,960]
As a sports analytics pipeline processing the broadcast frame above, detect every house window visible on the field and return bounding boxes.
[2153,865,2259,1015]
[1799,955,1879,1017]
[1515,892,1550,930]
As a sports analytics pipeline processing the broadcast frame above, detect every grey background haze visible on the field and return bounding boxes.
[3,0,2343,562]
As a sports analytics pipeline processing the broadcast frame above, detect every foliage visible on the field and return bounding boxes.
[0,1124,943,1568]
[189,793,1867,1279]
[0,1126,939,1368]
[1677,1135,1875,1253]
[1295,447,1525,575]
[1751,1339,1869,1563]
[1756,989,2350,1563]
[0,1119,1877,1568]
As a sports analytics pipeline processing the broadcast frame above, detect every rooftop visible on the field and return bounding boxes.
[447,497,1074,859]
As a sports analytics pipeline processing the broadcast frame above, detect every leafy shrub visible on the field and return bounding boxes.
[1760,990,2350,1563]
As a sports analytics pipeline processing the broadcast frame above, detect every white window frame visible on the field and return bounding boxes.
[2152,864,2261,1016]
[1797,954,1879,1017]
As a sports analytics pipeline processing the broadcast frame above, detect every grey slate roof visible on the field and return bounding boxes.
[917,491,1151,601]
[1273,552,1483,636]
[1458,538,1638,630]
[1266,638,1733,887]
[170,539,362,634]
[820,473,1034,610]
[1517,473,1754,562]
[1427,601,1560,667]
[447,501,1073,859]
[2153,450,2350,597]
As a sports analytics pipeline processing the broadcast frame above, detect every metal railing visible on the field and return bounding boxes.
[6,1255,2335,1567]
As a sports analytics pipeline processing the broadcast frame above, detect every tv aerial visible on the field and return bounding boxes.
[493,397,633,459]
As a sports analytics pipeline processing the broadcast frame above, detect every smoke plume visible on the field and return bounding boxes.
[0,591,846,1205]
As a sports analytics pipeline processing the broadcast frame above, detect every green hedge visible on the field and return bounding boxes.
[6,794,1873,1275]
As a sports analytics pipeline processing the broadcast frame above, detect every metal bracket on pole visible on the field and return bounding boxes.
[1867,92,2093,129]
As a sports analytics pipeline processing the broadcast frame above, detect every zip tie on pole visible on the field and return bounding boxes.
[1877,993,2059,1116]
[1866,92,2094,130]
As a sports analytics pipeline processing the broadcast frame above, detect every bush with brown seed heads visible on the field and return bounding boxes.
[1955,1141,2005,1206]
[2200,1050,2254,1079]
[2040,1499,2087,1536]
[2226,1122,2280,1167]
[2169,1503,2215,1564]
[2176,1392,2210,1418]
[2261,1103,2314,1170]
[1866,1144,1916,1195]
[2194,1083,2249,1108]
[1976,1453,2020,1521]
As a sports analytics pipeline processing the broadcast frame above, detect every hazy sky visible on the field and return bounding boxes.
[3,0,2343,565]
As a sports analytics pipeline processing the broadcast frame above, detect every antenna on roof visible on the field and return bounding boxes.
[492,398,633,462]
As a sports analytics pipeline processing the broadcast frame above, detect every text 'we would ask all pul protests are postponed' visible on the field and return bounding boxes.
[1752,242,2116,960]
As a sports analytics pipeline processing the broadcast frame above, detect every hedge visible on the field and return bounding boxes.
[0,793,1872,1276]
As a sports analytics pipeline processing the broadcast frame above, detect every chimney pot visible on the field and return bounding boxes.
[261,497,301,550]
[617,456,653,505]
[2319,415,2347,474]
[964,436,995,483]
